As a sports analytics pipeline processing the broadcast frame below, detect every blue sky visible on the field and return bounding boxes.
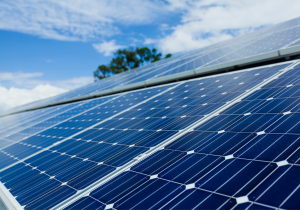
[1,0,300,112]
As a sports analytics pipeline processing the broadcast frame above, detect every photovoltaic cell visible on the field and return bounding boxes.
[0,102,83,148]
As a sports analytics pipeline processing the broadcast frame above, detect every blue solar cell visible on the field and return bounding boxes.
[23,136,59,147]
[103,130,139,144]
[166,131,217,151]
[249,203,276,210]
[52,140,88,153]
[234,203,274,210]
[54,161,97,182]
[243,87,285,101]
[162,189,235,209]
[232,202,252,210]
[90,171,149,204]
[161,189,207,209]
[221,100,266,115]
[2,144,40,159]
[44,157,88,177]
[249,165,300,209]
[114,179,184,209]
[226,114,282,133]
[24,185,76,210]
[0,152,18,169]
[80,129,121,142]
[62,142,99,156]
[164,116,203,130]
[16,179,61,206]
[276,85,300,98]
[195,115,243,131]
[67,164,115,190]
[135,131,178,147]
[196,159,276,197]
[9,173,52,196]
[264,76,299,88]
[28,152,70,170]
[254,98,300,114]
[266,113,300,134]
[131,150,186,175]
[104,147,148,167]
[195,132,256,156]
[0,162,24,178]
[3,169,40,189]
[0,165,34,185]
[236,134,300,162]
[88,145,127,162]
[159,153,224,184]
[75,143,111,159]
[287,147,300,164]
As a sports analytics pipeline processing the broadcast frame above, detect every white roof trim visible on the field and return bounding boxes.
[0,182,23,210]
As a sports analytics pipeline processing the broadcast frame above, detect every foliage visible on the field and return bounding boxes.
[94,47,172,81]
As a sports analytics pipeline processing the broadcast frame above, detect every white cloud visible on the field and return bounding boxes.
[53,77,94,90]
[144,38,157,45]
[0,84,67,112]
[1,0,300,54]
[156,0,300,53]
[0,72,43,88]
[0,72,94,112]
[0,72,93,89]
[0,72,43,81]
[0,0,168,41]
[92,40,126,56]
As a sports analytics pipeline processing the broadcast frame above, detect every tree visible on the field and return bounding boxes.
[111,50,128,73]
[94,47,172,81]
[165,53,172,59]
[94,65,110,80]
[136,47,151,65]
[150,48,162,63]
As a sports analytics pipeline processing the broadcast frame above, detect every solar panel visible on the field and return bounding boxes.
[0,87,171,169]
[3,17,300,116]
[61,61,300,210]
[0,102,85,145]
[0,60,298,209]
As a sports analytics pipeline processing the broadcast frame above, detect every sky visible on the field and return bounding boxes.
[1,0,300,112]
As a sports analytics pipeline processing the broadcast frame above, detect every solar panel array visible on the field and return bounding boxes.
[0,59,300,210]
[61,61,300,210]
[2,17,300,210]
[3,17,300,116]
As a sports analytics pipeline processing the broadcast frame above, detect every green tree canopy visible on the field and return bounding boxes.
[94,47,171,81]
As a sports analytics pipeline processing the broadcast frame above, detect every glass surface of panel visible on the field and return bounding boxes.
[28,62,294,210]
